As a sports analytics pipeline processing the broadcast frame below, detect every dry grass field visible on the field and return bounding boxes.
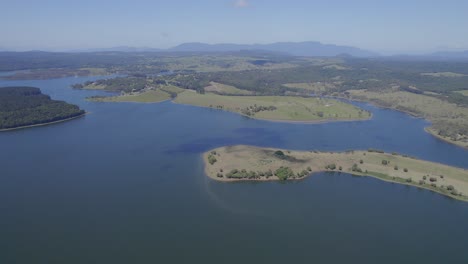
[174,90,370,122]
[204,82,253,95]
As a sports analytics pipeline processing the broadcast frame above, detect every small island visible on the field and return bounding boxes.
[0,86,85,131]
[204,145,468,202]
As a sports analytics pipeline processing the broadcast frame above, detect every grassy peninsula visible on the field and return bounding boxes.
[174,90,371,122]
[0,86,85,130]
[204,145,468,201]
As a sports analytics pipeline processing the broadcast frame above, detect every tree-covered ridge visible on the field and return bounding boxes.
[0,86,85,129]
[72,76,147,93]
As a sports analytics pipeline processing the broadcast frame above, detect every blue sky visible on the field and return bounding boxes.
[1,0,467,54]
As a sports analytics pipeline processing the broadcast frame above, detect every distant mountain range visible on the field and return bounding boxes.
[386,50,468,61]
[3,42,468,60]
[168,41,379,57]
[70,46,163,53]
[428,50,468,59]
[70,41,379,57]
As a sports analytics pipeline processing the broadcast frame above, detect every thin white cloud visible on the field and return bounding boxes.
[233,0,249,8]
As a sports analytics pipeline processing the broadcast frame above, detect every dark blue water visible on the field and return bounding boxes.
[1,75,468,263]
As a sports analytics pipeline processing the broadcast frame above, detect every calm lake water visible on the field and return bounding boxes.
[1,75,468,263]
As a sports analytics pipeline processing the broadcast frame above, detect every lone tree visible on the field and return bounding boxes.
[275,166,294,181]
[274,150,285,157]
[208,154,217,165]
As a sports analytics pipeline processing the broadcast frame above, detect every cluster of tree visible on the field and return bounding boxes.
[1,68,104,81]
[433,119,468,141]
[274,150,285,158]
[0,86,84,129]
[400,85,423,94]
[225,169,272,179]
[73,77,148,93]
[418,179,462,197]
[444,92,468,107]
[345,58,468,90]
[271,150,300,162]
[351,163,363,173]
[367,148,385,153]
[249,59,274,66]
[446,185,460,196]
[274,166,295,180]
[207,154,217,165]
[160,88,178,99]
[241,105,277,116]
[223,166,306,181]
[165,75,211,91]
[0,51,143,71]
[296,169,310,177]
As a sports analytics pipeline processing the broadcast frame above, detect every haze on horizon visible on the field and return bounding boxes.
[1,0,468,55]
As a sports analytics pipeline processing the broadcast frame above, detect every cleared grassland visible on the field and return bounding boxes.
[157,56,297,72]
[421,72,467,77]
[204,145,468,201]
[159,84,186,94]
[174,90,370,122]
[90,89,171,103]
[283,82,337,94]
[455,90,468,96]
[348,89,468,148]
[82,83,107,90]
[322,64,349,70]
[204,82,253,95]
[79,67,109,75]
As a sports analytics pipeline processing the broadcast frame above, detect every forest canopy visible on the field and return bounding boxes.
[0,86,85,129]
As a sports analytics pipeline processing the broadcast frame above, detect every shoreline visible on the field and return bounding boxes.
[87,97,172,104]
[203,145,468,202]
[207,164,468,203]
[0,113,87,132]
[424,127,468,149]
[341,95,468,149]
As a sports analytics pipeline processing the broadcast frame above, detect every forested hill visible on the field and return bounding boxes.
[0,86,85,130]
